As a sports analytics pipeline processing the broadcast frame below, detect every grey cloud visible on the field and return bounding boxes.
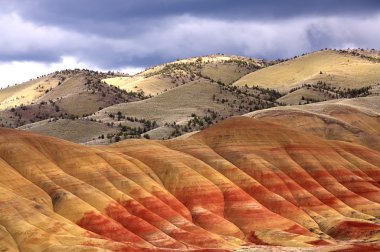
[4,0,380,39]
[0,0,379,72]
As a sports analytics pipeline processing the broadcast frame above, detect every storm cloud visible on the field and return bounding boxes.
[0,0,379,86]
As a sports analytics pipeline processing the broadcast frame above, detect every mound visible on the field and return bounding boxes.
[234,50,380,92]
[277,87,336,105]
[246,97,380,151]
[91,80,225,125]
[0,116,379,251]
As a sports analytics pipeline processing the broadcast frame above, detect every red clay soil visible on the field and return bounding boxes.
[0,117,379,251]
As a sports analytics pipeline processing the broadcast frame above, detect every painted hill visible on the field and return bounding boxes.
[246,96,380,151]
[0,116,379,251]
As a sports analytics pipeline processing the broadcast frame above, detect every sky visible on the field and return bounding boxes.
[0,0,380,87]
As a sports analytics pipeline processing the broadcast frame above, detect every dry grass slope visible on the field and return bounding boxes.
[19,118,118,143]
[234,50,380,91]
[0,76,60,109]
[104,75,174,96]
[91,80,225,125]
[277,87,334,105]
[103,55,263,97]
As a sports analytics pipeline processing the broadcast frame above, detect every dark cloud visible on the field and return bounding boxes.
[8,0,380,21]
[4,0,380,38]
[0,0,379,77]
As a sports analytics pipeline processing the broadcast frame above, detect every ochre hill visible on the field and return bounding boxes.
[0,75,60,110]
[234,50,380,95]
[246,96,380,151]
[0,116,379,251]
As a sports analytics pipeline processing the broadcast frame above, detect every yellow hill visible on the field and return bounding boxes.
[0,76,60,110]
[234,50,380,92]
[103,55,263,96]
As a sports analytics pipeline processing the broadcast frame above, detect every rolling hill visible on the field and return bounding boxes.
[89,79,282,141]
[103,54,264,96]
[246,96,380,151]
[0,69,145,128]
[234,49,380,91]
[0,49,378,143]
[0,55,272,142]
[0,69,158,144]
[0,74,61,110]
[234,49,380,105]
[0,49,380,251]
[0,117,379,251]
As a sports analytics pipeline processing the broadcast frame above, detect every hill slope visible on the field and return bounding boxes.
[246,96,380,151]
[89,79,282,141]
[0,69,145,129]
[0,75,61,110]
[234,50,380,92]
[0,51,378,143]
[103,54,264,96]
[0,117,380,251]
[18,118,118,143]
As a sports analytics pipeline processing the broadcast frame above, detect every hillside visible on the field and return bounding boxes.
[103,54,264,96]
[0,56,272,142]
[88,79,282,141]
[246,96,380,151]
[0,117,379,251]
[9,77,281,143]
[0,69,146,128]
[234,50,380,91]
[233,50,380,106]
[18,118,118,143]
[0,50,378,143]
[0,75,61,110]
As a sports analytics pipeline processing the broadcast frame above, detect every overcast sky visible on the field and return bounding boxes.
[0,0,379,87]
